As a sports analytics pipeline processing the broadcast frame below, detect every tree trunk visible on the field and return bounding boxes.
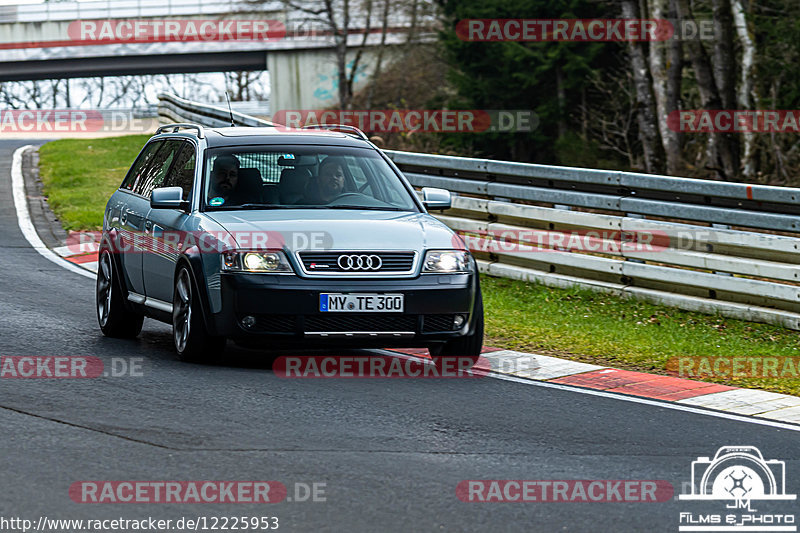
[711,0,740,175]
[674,0,738,179]
[647,0,682,174]
[555,64,567,138]
[366,0,392,110]
[621,0,665,173]
[665,0,684,173]
[731,0,758,178]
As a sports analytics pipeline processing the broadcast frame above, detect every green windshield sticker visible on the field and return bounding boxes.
[209,197,225,206]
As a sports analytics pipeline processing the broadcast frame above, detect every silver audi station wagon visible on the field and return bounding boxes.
[96,123,483,367]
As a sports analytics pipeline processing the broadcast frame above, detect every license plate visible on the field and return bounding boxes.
[320,293,404,313]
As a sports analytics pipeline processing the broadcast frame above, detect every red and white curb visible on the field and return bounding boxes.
[53,240,99,274]
[389,348,800,427]
[12,145,800,431]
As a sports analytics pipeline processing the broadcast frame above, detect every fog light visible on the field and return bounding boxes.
[453,314,466,328]
[241,315,257,329]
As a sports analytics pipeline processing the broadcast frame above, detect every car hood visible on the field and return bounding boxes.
[203,209,459,252]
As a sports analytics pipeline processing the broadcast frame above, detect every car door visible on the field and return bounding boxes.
[142,140,198,305]
[127,139,184,301]
[112,140,163,297]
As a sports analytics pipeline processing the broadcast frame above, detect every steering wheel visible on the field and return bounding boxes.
[328,192,364,203]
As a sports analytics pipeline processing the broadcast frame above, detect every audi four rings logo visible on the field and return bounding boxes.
[337,254,383,270]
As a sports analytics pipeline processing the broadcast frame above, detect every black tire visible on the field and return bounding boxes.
[429,288,484,370]
[172,265,226,362]
[96,249,144,338]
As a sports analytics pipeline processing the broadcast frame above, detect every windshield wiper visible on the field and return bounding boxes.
[326,205,408,211]
[210,203,296,210]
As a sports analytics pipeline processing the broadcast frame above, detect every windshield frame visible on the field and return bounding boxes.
[199,144,422,213]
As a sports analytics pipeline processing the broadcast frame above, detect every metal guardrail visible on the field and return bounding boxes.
[157,93,800,330]
[157,93,274,128]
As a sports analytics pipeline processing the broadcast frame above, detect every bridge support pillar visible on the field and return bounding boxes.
[267,48,384,119]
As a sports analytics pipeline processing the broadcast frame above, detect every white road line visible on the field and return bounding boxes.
[377,350,800,433]
[10,145,95,280]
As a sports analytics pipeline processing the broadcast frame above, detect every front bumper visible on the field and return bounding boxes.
[207,272,478,347]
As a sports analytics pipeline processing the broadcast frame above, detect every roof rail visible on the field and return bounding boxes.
[156,123,205,138]
[303,124,370,141]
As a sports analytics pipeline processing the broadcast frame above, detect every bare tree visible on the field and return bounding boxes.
[275,0,378,109]
[365,0,393,109]
[675,0,738,179]
[621,0,665,173]
[581,67,640,170]
[647,0,683,174]
[731,0,758,178]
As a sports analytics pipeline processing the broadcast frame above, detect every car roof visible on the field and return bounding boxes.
[155,126,376,149]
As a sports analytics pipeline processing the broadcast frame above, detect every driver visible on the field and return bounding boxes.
[312,157,346,203]
[208,155,245,205]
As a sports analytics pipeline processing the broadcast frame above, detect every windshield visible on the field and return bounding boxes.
[203,145,418,211]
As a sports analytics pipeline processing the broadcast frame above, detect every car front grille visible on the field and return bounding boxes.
[242,313,459,335]
[305,314,416,332]
[422,314,457,332]
[298,251,415,274]
[250,314,297,333]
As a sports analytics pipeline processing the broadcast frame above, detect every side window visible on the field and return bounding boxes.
[121,141,162,191]
[134,140,183,198]
[162,142,196,200]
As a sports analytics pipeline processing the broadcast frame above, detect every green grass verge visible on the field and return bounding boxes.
[38,136,800,396]
[38,135,150,230]
[482,276,800,396]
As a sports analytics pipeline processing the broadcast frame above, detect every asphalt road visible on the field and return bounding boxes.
[1,139,798,532]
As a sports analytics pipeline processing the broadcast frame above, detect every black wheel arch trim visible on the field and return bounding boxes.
[175,251,219,335]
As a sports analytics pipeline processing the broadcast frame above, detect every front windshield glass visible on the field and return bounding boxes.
[203,145,418,211]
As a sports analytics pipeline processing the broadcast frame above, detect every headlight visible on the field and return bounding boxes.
[422,250,470,273]
[221,251,293,273]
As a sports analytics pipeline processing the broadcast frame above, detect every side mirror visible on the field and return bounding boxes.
[421,187,452,210]
[151,187,188,210]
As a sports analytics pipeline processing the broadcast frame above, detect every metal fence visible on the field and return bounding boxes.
[157,93,800,330]
[158,92,274,128]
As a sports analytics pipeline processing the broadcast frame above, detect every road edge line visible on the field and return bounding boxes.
[11,145,95,280]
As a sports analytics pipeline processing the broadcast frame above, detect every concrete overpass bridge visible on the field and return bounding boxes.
[0,0,432,111]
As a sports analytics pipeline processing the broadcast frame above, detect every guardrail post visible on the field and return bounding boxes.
[625,213,646,264]
[710,223,733,277]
